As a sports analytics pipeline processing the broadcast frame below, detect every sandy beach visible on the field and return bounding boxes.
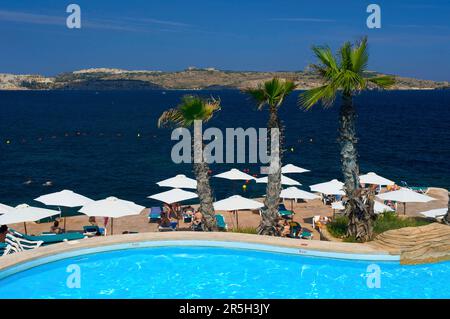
[8,187,448,240]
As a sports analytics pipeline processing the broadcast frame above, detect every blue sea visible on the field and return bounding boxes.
[0,90,449,207]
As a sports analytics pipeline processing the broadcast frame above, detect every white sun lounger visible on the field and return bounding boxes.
[4,233,43,254]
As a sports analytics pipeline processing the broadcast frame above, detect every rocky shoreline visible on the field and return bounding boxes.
[1,68,449,91]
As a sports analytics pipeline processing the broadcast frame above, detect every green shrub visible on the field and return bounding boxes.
[326,211,432,241]
[326,216,349,238]
[373,211,431,234]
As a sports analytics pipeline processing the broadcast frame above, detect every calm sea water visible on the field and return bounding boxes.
[0,90,449,207]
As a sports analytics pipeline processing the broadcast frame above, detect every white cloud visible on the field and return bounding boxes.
[0,10,190,33]
[269,17,335,23]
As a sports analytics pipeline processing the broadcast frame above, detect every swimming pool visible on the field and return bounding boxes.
[0,243,449,299]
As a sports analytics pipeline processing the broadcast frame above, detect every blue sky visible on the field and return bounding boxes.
[0,0,449,81]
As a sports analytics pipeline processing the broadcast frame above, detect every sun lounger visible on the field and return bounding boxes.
[279,210,294,218]
[183,213,192,223]
[215,214,228,231]
[288,221,302,238]
[5,233,43,253]
[410,186,428,194]
[400,181,428,194]
[0,242,9,256]
[191,222,204,231]
[158,221,177,232]
[83,225,105,237]
[158,226,175,232]
[149,207,162,223]
[278,204,294,218]
[288,221,313,240]
[11,229,85,245]
[300,230,313,240]
[2,238,19,255]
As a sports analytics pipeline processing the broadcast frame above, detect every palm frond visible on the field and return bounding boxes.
[332,69,367,94]
[158,95,221,128]
[203,96,222,122]
[245,78,296,110]
[339,41,353,71]
[282,80,298,94]
[309,64,329,78]
[312,46,339,73]
[300,36,386,108]
[350,36,369,74]
[298,84,337,109]
[368,75,395,89]
[157,108,184,128]
[245,87,267,110]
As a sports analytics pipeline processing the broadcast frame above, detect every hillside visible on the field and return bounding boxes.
[1,68,448,91]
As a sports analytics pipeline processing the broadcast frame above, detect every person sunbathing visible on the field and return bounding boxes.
[159,213,172,228]
[88,216,97,226]
[192,211,203,225]
[315,216,330,231]
[0,225,9,243]
[191,211,205,231]
[50,220,63,234]
[280,221,291,237]
[288,221,302,238]
[183,205,194,212]
[183,205,194,217]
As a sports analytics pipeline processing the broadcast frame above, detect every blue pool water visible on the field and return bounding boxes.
[0,246,449,299]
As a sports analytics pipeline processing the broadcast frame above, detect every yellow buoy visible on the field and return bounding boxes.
[6,140,11,144]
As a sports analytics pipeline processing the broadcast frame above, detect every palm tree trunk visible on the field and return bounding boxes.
[339,94,360,195]
[259,107,282,235]
[193,161,216,230]
[339,94,374,241]
[192,130,216,231]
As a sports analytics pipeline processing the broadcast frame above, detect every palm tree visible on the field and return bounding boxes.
[299,37,395,241]
[158,95,221,230]
[245,78,297,235]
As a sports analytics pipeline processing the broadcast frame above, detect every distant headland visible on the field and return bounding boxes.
[1,67,449,91]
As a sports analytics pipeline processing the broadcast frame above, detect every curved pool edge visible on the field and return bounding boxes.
[0,232,399,279]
